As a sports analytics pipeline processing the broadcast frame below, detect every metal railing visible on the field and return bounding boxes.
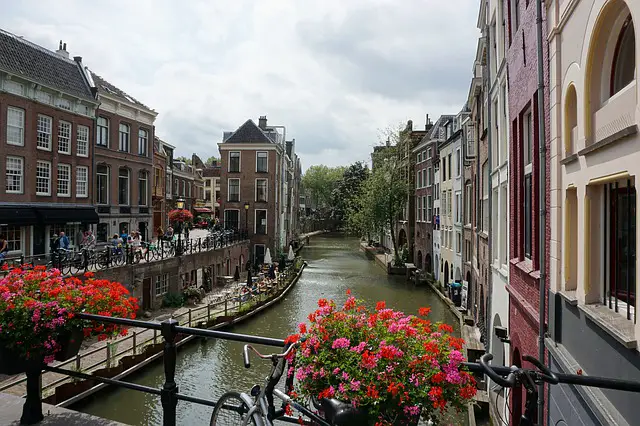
[0,229,248,276]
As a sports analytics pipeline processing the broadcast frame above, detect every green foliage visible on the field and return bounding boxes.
[162,293,184,308]
[205,156,219,167]
[302,165,345,209]
[175,156,192,165]
[331,162,370,224]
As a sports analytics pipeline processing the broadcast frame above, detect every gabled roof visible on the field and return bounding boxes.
[89,71,154,111]
[428,115,455,140]
[0,29,95,101]
[223,119,274,144]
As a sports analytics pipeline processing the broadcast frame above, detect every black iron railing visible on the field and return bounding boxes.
[1,230,248,276]
[16,313,640,426]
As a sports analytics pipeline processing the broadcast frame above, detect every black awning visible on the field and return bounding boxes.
[0,206,39,226]
[36,207,100,224]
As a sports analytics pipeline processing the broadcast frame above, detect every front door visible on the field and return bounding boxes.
[142,278,152,311]
[33,225,46,256]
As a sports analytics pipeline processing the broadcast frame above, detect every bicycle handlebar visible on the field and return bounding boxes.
[243,342,299,369]
[480,354,517,387]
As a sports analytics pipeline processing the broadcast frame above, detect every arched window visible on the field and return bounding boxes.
[564,85,578,155]
[611,16,636,96]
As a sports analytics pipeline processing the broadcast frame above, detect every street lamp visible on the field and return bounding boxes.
[244,202,250,238]
[176,198,185,256]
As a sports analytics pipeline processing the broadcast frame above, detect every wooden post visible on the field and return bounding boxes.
[224,299,228,316]
[106,343,111,367]
[188,308,192,327]
[75,354,81,371]
[207,303,211,321]
[132,331,137,355]
[154,329,158,344]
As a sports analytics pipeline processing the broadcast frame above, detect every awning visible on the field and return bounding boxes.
[194,207,212,213]
[0,206,39,226]
[36,207,100,224]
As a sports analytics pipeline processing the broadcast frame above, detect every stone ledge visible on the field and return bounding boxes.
[578,125,638,157]
[558,289,578,306]
[560,153,579,165]
[578,304,637,349]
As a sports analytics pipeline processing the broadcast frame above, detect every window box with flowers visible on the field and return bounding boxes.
[285,292,476,425]
[0,267,138,375]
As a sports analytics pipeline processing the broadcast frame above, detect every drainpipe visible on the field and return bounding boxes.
[485,8,494,352]
[535,0,548,422]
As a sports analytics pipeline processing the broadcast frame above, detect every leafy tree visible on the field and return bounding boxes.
[205,156,219,167]
[331,162,369,223]
[346,125,410,264]
[175,156,192,165]
[301,165,345,209]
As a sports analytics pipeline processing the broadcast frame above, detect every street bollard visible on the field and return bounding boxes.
[21,367,44,424]
[160,318,179,426]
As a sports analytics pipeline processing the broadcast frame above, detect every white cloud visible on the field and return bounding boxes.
[3,0,481,170]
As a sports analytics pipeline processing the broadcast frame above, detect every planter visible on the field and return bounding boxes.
[55,328,84,362]
[0,345,43,375]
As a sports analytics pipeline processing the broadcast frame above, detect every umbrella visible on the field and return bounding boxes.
[233,265,240,282]
[288,245,295,261]
[264,248,272,265]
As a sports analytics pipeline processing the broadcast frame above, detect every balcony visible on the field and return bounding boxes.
[591,80,637,147]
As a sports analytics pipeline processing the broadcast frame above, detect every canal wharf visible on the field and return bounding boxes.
[0,259,308,412]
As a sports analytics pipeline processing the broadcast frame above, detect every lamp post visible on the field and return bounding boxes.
[244,202,250,238]
[175,198,185,256]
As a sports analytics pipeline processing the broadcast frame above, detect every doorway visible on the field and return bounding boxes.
[33,225,46,256]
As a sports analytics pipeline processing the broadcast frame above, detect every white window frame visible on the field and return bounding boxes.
[427,167,432,186]
[118,168,130,205]
[37,114,52,151]
[427,147,432,159]
[256,178,268,202]
[422,195,427,223]
[36,160,51,196]
[6,107,25,146]
[456,148,461,177]
[228,178,240,202]
[58,120,72,154]
[155,273,169,297]
[138,171,148,206]
[5,156,24,194]
[76,166,88,198]
[77,125,89,157]
[229,151,241,173]
[523,108,533,172]
[138,128,148,156]
[119,123,130,152]
[256,151,268,173]
[0,225,24,255]
[455,192,461,224]
[417,171,422,189]
[255,209,268,235]
[224,209,240,230]
[97,116,109,146]
[96,165,109,204]
[57,163,71,197]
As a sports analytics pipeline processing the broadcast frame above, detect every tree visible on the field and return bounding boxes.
[346,125,410,264]
[175,156,192,165]
[301,165,345,210]
[331,162,369,224]
[205,156,219,167]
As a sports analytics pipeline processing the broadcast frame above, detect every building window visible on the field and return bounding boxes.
[58,120,71,154]
[464,183,471,225]
[456,192,461,223]
[426,167,432,186]
[182,180,186,197]
[427,147,432,159]
[422,169,426,188]
[37,115,52,150]
[482,162,489,233]
[457,232,462,254]
[118,168,130,205]
[513,0,520,32]
[611,16,635,96]
[138,171,148,206]
[138,129,148,156]
[0,226,22,254]
[523,108,533,259]
[456,149,461,176]
[57,163,71,197]
[97,165,109,204]
[188,183,191,198]
[255,209,267,235]
[256,152,268,172]
[5,156,23,194]
[76,166,88,198]
[256,179,267,202]
[155,274,169,297]
[77,125,89,156]
[254,244,265,265]
[500,184,508,265]
[448,154,452,180]
[427,195,432,222]
[119,123,130,152]
[97,117,109,146]
[417,196,423,221]
[6,107,24,146]
[224,209,240,230]
[228,178,240,202]
[229,152,240,173]
[36,161,51,195]
[417,152,422,163]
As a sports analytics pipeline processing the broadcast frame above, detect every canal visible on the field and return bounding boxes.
[76,234,460,425]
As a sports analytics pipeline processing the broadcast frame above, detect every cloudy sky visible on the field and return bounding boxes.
[3,0,481,170]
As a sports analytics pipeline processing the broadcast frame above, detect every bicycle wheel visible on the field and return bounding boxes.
[210,391,257,426]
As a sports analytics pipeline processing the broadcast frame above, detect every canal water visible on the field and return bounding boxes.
[76,234,460,425]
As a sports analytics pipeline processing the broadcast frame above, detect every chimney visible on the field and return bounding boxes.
[56,40,69,59]
[425,114,430,129]
[258,116,267,130]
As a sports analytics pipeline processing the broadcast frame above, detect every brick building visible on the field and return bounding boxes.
[218,116,286,265]
[506,0,551,422]
[0,33,100,257]
[412,125,432,272]
[89,71,157,243]
[203,163,221,219]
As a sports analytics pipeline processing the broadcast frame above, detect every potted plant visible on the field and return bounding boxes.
[168,208,194,224]
[285,292,477,425]
[0,266,138,374]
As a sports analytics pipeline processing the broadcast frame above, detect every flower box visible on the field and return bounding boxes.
[0,345,42,375]
[286,293,476,425]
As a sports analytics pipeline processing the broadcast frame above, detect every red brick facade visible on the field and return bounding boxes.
[506,0,551,423]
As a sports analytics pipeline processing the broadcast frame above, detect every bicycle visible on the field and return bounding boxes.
[210,342,362,426]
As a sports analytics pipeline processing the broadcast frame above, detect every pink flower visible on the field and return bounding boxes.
[332,338,350,349]
[349,380,361,391]
[350,342,366,353]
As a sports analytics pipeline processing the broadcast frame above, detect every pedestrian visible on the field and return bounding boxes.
[58,231,70,250]
[0,235,9,262]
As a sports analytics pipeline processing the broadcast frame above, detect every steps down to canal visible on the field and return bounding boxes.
[0,392,127,425]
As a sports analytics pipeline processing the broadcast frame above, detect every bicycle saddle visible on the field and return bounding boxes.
[319,398,367,426]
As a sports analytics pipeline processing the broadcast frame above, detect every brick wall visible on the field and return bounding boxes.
[506,0,551,422]
[0,93,94,204]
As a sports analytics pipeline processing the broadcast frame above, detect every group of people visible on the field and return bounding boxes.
[111,230,143,250]
[51,230,97,252]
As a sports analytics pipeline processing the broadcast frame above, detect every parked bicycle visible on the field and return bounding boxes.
[210,341,362,425]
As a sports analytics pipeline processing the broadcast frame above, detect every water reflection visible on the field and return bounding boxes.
[76,234,458,425]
